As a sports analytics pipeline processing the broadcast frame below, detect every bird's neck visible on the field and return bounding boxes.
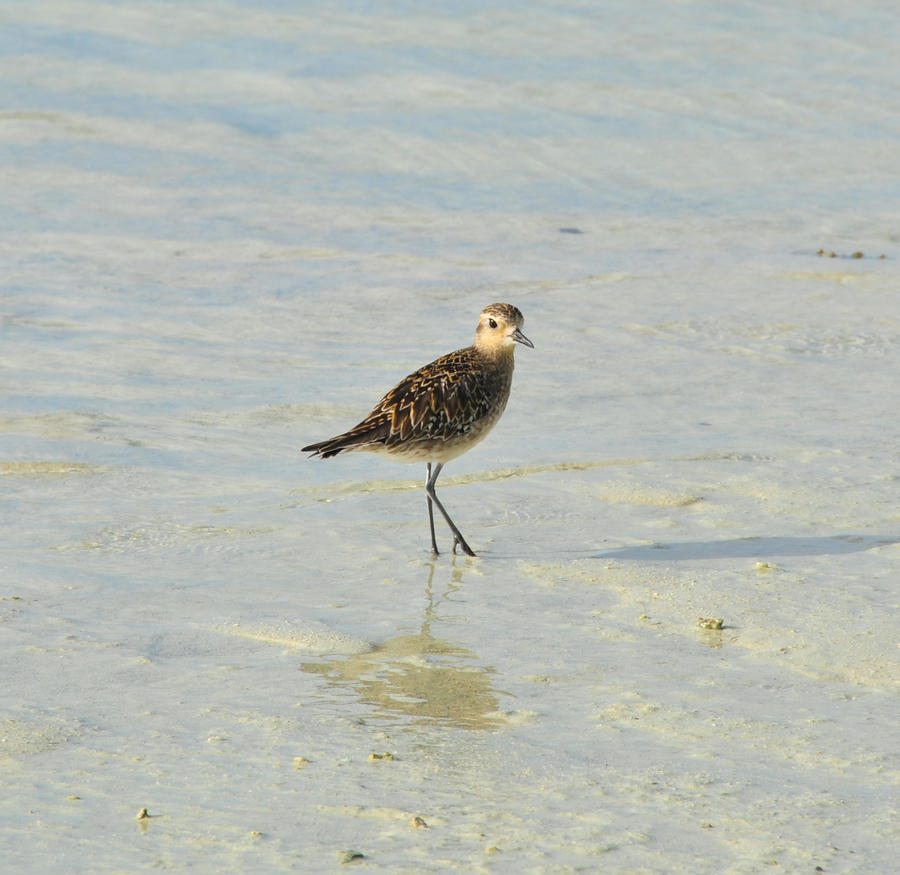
[473,343,516,368]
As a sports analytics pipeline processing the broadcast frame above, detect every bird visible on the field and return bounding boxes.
[302,303,533,557]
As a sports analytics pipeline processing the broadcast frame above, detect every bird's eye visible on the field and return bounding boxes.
[489,318,498,329]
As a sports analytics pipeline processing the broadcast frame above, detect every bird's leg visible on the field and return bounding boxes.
[425,462,476,557]
[425,463,440,555]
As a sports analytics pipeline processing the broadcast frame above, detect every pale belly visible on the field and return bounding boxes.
[365,395,510,464]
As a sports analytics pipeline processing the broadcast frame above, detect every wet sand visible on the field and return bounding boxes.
[2,2,899,872]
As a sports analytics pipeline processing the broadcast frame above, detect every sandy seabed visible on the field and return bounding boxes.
[1,1,898,872]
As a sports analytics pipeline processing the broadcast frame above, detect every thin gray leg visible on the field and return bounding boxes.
[425,462,476,557]
[425,463,440,555]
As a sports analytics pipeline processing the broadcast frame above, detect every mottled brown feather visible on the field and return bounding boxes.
[304,349,508,458]
[302,303,530,465]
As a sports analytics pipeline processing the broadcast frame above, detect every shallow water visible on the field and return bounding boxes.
[2,1,899,872]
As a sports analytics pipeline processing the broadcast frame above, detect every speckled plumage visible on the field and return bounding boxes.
[302,303,533,556]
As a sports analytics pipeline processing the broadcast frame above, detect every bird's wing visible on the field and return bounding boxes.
[302,349,483,456]
[375,350,476,445]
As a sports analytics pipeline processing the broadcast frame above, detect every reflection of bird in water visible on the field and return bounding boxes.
[302,561,505,730]
[302,303,533,556]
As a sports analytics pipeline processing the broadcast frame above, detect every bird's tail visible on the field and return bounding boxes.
[302,422,387,458]
[300,436,352,458]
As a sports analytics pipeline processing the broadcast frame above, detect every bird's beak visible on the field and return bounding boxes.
[511,327,534,348]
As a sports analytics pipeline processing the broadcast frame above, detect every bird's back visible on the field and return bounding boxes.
[304,344,515,463]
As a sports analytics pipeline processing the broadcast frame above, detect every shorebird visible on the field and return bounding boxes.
[302,303,533,557]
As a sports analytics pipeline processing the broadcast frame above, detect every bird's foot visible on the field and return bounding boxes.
[453,536,477,558]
